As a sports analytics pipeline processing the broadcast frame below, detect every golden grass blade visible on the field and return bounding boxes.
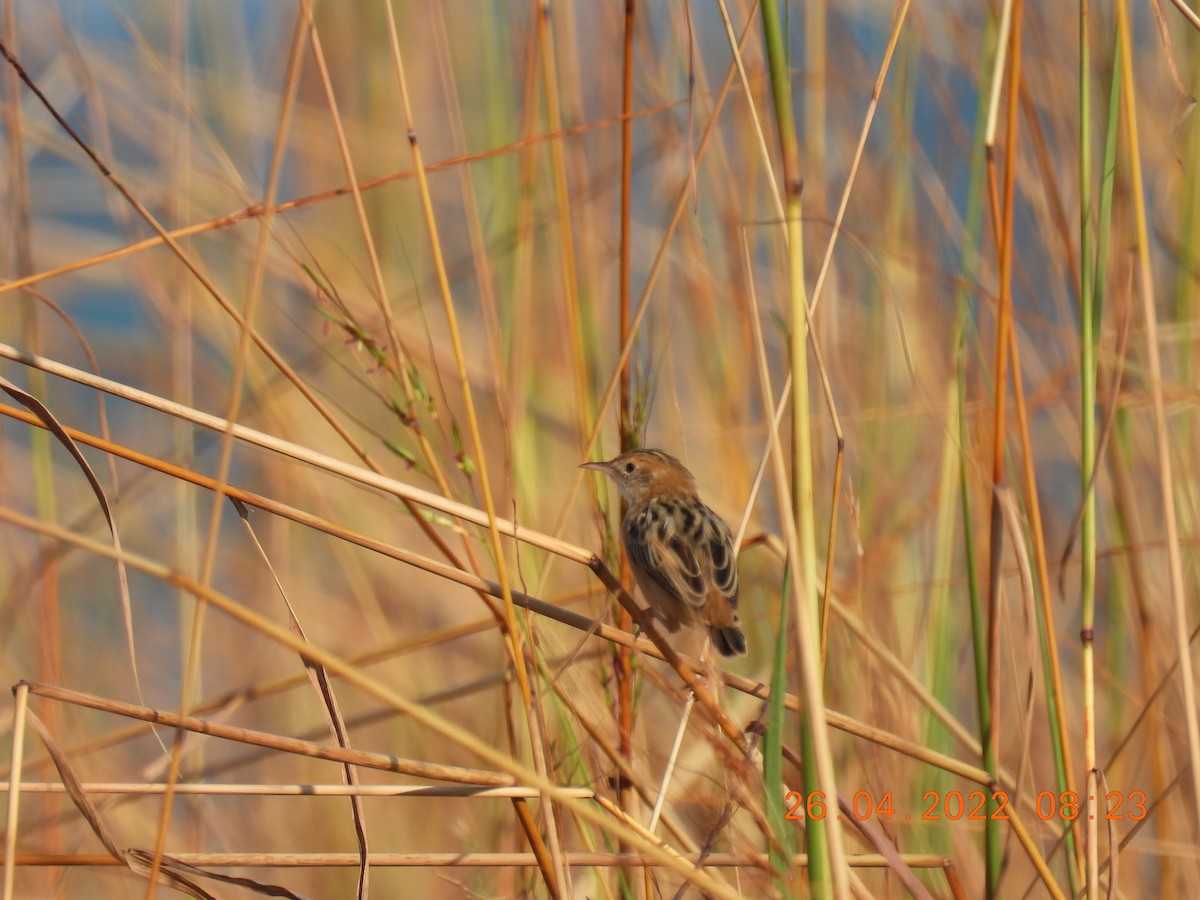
[23,682,514,787]
[2,684,30,900]
[379,13,564,895]
[1114,0,1200,839]
[4,850,958,871]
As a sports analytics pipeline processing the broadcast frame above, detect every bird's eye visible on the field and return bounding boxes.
[623,462,636,474]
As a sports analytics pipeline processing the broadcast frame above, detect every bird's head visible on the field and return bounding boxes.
[579,448,696,505]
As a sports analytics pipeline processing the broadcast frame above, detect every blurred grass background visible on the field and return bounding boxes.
[2,0,1199,897]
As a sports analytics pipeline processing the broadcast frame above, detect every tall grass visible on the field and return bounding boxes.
[2,1,1198,897]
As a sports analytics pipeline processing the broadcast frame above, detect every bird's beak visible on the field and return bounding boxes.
[579,460,614,476]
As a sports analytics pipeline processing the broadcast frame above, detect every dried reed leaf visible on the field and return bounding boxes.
[0,377,147,740]
[26,710,305,898]
[124,850,310,899]
[234,498,370,900]
[24,710,122,860]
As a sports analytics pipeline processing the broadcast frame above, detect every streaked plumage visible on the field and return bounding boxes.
[581,449,747,657]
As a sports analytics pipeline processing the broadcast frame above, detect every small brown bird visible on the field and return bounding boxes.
[581,449,747,657]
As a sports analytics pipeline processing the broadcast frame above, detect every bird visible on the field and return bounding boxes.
[580,448,747,657]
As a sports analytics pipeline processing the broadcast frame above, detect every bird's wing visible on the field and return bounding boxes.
[703,510,740,610]
[625,496,738,612]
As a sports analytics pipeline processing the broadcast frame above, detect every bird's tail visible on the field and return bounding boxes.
[711,624,747,658]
